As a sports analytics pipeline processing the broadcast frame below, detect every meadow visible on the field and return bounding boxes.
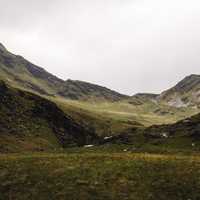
[0,151,200,200]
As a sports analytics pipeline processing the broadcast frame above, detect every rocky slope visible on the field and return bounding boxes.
[130,75,200,108]
[159,75,200,108]
[0,80,98,152]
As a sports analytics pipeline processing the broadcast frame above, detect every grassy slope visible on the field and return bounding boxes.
[0,81,99,153]
[54,97,198,136]
[0,56,60,96]
[0,152,200,200]
[0,82,60,152]
[97,111,200,154]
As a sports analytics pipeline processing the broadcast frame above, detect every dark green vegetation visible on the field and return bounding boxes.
[0,153,200,200]
[138,112,200,152]
[0,80,98,152]
[95,112,200,154]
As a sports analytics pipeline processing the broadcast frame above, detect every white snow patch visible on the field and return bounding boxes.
[161,133,169,138]
[84,145,94,148]
[168,96,188,108]
[104,136,113,140]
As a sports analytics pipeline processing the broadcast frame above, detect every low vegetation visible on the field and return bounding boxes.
[0,152,200,200]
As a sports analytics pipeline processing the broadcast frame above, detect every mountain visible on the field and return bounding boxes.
[0,80,98,152]
[129,93,159,105]
[130,75,200,108]
[2,42,200,106]
[58,79,127,101]
[0,43,64,96]
[159,75,200,108]
[0,43,127,101]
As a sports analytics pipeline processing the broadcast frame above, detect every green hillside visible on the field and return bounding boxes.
[0,80,98,152]
[105,111,200,153]
[54,97,198,137]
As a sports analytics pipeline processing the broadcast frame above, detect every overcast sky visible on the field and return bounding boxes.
[1,0,200,95]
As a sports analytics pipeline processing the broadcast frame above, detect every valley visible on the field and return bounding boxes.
[0,43,200,199]
[55,97,198,136]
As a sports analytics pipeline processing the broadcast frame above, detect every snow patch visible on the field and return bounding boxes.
[168,96,189,108]
[104,136,113,140]
[84,145,94,148]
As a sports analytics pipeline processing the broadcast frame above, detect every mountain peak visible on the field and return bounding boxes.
[159,74,200,107]
[173,74,200,92]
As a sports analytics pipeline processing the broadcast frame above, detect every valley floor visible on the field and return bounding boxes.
[0,150,200,200]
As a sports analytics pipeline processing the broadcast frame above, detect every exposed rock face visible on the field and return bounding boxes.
[167,95,189,108]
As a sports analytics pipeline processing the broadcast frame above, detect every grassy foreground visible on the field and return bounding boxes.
[0,152,200,200]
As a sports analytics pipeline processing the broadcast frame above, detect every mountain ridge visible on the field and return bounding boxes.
[1,42,200,107]
[0,43,127,101]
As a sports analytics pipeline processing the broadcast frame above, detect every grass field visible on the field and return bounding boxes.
[0,151,200,200]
